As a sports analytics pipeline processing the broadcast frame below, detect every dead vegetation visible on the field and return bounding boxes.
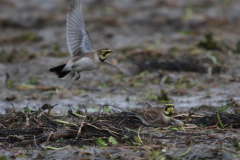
[0,101,240,159]
[0,104,140,148]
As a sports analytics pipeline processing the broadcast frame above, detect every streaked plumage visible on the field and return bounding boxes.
[48,0,113,80]
[135,103,175,127]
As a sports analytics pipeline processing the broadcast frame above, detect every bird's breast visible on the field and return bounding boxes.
[162,116,173,124]
[71,56,100,71]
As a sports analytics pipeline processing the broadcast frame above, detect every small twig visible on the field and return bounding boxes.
[86,123,102,130]
[45,131,54,144]
[108,104,124,112]
[101,126,120,137]
[76,116,87,140]
[37,111,45,119]
[98,105,107,114]
[143,99,154,108]
[34,135,39,149]
[98,103,123,115]
[81,104,88,115]
[10,103,16,113]
[212,139,218,145]
[0,123,6,128]
[182,126,198,129]
[216,112,224,129]
[119,116,130,125]
[52,104,58,108]
[102,123,122,131]
[68,105,75,111]
[205,124,218,129]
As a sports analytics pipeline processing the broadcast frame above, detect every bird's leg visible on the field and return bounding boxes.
[70,71,75,79]
[75,72,81,81]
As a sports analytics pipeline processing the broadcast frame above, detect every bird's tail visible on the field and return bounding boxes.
[48,63,70,78]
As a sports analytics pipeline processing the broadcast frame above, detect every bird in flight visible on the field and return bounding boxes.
[49,0,116,81]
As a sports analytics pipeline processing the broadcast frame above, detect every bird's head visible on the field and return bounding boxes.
[163,103,175,116]
[97,48,113,62]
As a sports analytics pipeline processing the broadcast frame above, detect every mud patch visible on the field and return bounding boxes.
[128,49,222,75]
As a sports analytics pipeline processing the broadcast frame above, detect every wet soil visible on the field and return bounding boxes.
[1,0,240,159]
[1,102,240,159]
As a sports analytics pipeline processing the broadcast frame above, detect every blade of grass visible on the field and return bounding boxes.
[55,120,78,126]
[72,111,86,118]
[216,112,224,129]
[41,145,64,150]
[178,147,191,157]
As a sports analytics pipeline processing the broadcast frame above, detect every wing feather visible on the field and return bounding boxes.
[66,0,93,57]
[138,107,162,121]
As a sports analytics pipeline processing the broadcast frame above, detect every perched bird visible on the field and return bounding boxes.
[48,0,114,81]
[135,101,175,127]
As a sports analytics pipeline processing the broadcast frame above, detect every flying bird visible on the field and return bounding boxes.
[49,0,116,80]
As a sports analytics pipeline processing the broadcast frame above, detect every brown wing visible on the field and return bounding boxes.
[138,107,162,121]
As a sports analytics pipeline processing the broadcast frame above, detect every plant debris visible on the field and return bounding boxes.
[0,102,240,159]
[0,104,141,148]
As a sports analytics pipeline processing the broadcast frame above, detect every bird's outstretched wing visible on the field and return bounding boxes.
[67,0,93,57]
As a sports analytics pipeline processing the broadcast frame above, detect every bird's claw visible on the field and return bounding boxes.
[75,72,81,81]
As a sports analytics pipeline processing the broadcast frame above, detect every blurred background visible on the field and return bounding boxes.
[1,0,240,114]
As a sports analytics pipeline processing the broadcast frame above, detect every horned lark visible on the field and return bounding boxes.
[135,102,175,127]
[48,0,114,81]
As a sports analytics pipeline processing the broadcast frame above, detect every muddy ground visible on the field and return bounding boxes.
[1,0,240,159]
